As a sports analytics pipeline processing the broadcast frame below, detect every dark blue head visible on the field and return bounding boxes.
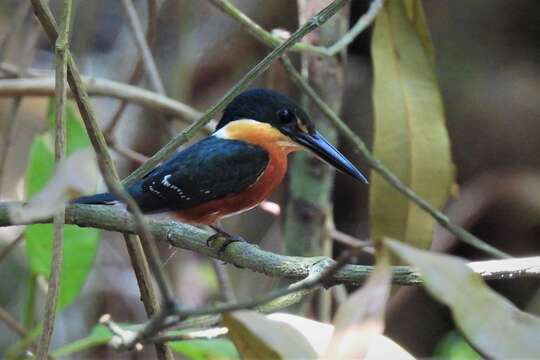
[216,88,368,184]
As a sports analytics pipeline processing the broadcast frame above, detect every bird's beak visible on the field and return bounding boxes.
[290,130,368,183]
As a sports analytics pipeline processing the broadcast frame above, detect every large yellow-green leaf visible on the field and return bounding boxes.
[370,0,453,250]
[25,102,100,309]
[223,311,318,359]
[386,239,540,358]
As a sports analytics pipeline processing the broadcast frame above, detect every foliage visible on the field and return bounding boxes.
[25,101,100,309]
[369,0,453,250]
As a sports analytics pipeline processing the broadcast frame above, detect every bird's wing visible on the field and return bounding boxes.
[128,136,269,213]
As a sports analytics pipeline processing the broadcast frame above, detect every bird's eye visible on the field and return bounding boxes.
[277,109,295,124]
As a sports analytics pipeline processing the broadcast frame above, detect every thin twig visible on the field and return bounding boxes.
[0,232,24,262]
[121,0,164,94]
[115,248,361,346]
[0,76,205,128]
[104,0,158,137]
[0,8,42,194]
[207,0,383,57]
[0,305,27,337]
[279,55,510,259]
[29,2,175,359]
[122,0,350,186]
[210,259,236,302]
[36,0,72,358]
[111,142,149,164]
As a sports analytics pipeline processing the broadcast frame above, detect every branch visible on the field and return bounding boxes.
[121,0,165,95]
[104,0,159,137]
[279,55,510,259]
[122,0,350,185]
[207,0,383,57]
[36,0,72,357]
[29,3,176,359]
[0,76,208,130]
[1,203,537,285]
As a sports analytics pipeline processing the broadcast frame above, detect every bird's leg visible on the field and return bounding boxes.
[206,223,246,256]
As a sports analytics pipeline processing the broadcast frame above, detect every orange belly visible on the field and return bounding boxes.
[172,146,289,225]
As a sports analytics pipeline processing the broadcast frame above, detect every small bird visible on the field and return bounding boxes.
[75,89,367,250]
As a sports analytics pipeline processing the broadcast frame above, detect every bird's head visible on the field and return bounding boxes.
[214,88,368,183]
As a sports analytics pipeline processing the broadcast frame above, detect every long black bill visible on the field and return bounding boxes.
[291,130,368,184]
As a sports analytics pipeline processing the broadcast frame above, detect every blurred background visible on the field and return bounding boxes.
[0,0,539,358]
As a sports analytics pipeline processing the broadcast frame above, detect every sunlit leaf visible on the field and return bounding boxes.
[386,239,540,358]
[370,0,453,250]
[24,106,100,310]
[169,339,239,360]
[365,334,416,360]
[325,250,392,358]
[223,311,318,359]
[266,313,333,355]
[52,325,111,357]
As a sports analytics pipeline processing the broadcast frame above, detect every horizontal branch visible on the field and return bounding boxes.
[0,77,214,131]
[1,202,537,285]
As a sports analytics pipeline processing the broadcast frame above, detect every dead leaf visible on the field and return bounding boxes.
[10,150,98,223]
[325,250,392,359]
[386,239,540,358]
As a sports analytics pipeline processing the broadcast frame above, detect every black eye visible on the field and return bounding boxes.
[277,109,295,124]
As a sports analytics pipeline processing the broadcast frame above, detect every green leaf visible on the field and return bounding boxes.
[25,106,99,309]
[48,99,92,154]
[369,0,453,250]
[223,311,318,359]
[169,339,239,360]
[386,239,540,358]
[434,331,482,360]
[52,325,112,357]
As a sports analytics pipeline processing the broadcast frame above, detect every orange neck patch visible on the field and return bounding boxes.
[215,119,300,154]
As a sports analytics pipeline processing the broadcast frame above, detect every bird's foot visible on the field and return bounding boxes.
[206,230,246,256]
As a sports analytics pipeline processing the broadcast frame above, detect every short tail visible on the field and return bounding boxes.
[71,192,118,205]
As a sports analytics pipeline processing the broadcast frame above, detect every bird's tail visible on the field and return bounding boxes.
[71,192,119,205]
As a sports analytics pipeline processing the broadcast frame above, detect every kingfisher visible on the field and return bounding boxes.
[75,89,367,250]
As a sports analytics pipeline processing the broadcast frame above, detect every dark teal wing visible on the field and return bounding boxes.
[127,136,269,213]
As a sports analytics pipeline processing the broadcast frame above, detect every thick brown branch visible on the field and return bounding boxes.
[1,203,537,285]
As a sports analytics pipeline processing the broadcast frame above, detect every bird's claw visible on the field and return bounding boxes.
[206,233,245,256]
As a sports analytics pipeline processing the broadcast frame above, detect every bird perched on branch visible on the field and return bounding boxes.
[74,89,367,251]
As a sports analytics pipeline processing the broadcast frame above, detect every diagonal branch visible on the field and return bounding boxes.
[122,0,350,185]
[279,55,510,259]
[28,2,175,358]
[207,0,383,57]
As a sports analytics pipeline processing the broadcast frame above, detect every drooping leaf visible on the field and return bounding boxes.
[325,250,392,358]
[169,339,239,360]
[386,239,540,358]
[370,0,453,250]
[223,311,318,359]
[25,104,100,310]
